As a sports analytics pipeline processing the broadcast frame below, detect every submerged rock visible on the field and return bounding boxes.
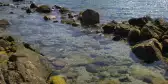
[26,8,31,13]
[43,15,56,21]
[132,38,162,63]
[0,19,9,27]
[130,65,167,84]
[61,19,79,27]
[52,59,67,70]
[36,5,51,13]
[80,9,100,25]
[85,64,98,73]
[113,35,122,41]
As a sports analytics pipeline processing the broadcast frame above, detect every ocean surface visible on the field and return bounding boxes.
[34,0,168,22]
[1,0,168,83]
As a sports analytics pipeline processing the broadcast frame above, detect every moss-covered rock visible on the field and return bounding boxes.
[0,51,8,63]
[36,5,51,13]
[59,7,69,14]
[162,39,168,55]
[154,18,168,31]
[128,16,152,27]
[61,19,79,27]
[23,42,35,52]
[115,23,134,37]
[0,39,11,48]
[128,29,141,45]
[132,38,163,63]
[103,22,137,38]
[102,22,117,34]
[140,22,163,41]
[5,36,15,42]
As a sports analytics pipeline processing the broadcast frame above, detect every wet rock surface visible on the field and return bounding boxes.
[36,5,51,13]
[132,38,162,63]
[0,34,51,84]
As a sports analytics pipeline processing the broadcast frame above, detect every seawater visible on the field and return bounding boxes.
[35,0,168,22]
[0,0,168,83]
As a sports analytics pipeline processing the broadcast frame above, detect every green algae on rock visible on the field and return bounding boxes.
[128,29,141,45]
[131,38,163,63]
[36,5,51,13]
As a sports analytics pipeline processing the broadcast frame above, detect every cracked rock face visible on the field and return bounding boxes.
[0,35,51,84]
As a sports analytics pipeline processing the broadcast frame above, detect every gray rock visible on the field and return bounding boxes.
[85,64,98,73]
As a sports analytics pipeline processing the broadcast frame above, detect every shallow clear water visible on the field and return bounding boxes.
[0,0,168,83]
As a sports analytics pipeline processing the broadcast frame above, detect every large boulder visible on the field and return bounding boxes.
[36,5,51,13]
[81,9,99,25]
[128,29,141,45]
[128,16,152,27]
[114,23,134,37]
[132,38,163,63]
[140,22,163,41]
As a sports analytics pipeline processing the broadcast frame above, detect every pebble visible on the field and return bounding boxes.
[85,64,98,73]
[52,59,67,70]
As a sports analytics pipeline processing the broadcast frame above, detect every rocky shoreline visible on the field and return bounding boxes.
[1,0,168,84]
[24,1,168,65]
